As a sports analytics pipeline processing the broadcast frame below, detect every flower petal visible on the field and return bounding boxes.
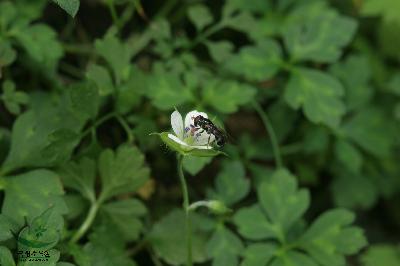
[184,110,209,129]
[168,133,190,146]
[194,132,215,146]
[154,132,226,157]
[168,134,213,150]
[171,110,184,140]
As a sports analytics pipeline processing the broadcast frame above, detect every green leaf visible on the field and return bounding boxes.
[205,41,234,64]
[0,214,18,241]
[330,55,373,111]
[183,156,212,175]
[95,32,132,84]
[149,209,210,265]
[145,67,191,110]
[361,244,400,266]
[361,0,400,25]
[1,80,29,115]
[59,157,96,202]
[388,73,400,96]
[86,64,115,96]
[378,21,400,59]
[223,11,258,35]
[207,161,250,206]
[334,139,363,173]
[224,39,282,81]
[83,223,136,266]
[101,199,147,241]
[14,24,63,71]
[284,68,345,128]
[0,41,16,68]
[68,243,91,266]
[0,2,17,29]
[188,5,213,32]
[64,194,88,220]
[225,0,270,13]
[17,207,64,266]
[284,2,357,63]
[1,170,67,228]
[115,66,146,114]
[2,93,86,172]
[206,226,244,266]
[52,0,80,17]
[271,251,318,266]
[298,209,368,266]
[41,129,80,165]
[0,128,10,164]
[331,174,378,210]
[69,82,100,120]
[258,169,310,232]
[233,205,278,240]
[301,125,330,155]
[18,207,63,251]
[0,246,15,266]
[341,108,396,157]
[98,145,149,201]
[241,243,277,266]
[202,79,256,114]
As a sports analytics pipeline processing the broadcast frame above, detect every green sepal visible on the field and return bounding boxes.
[151,132,227,157]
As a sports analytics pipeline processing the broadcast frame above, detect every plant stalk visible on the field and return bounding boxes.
[107,0,121,31]
[177,154,192,266]
[253,101,283,169]
[69,201,100,243]
[115,114,134,143]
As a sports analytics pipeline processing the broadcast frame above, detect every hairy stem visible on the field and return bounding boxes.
[253,101,283,169]
[177,154,192,266]
[69,201,100,243]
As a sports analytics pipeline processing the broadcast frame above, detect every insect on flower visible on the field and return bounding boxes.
[167,110,215,150]
[154,110,227,157]
[191,115,226,147]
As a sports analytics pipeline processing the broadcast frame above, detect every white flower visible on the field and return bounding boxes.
[169,110,215,149]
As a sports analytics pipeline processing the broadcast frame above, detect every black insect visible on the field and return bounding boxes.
[191,115,226,147]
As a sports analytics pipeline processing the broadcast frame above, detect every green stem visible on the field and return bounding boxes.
[62,43,93,54]
[177,154,192,266]
[187,22,224,50]
[119,1,136,28]
[149,248,163,266]
[107,0,121,31]
[253,101,283,169]
[80,112,116,139]
[154,0,178,19]
[188,200,209,211]
[115,114,134,143]
[59,62,85,79]
[127,238,148,256]
[69,201,100,243]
